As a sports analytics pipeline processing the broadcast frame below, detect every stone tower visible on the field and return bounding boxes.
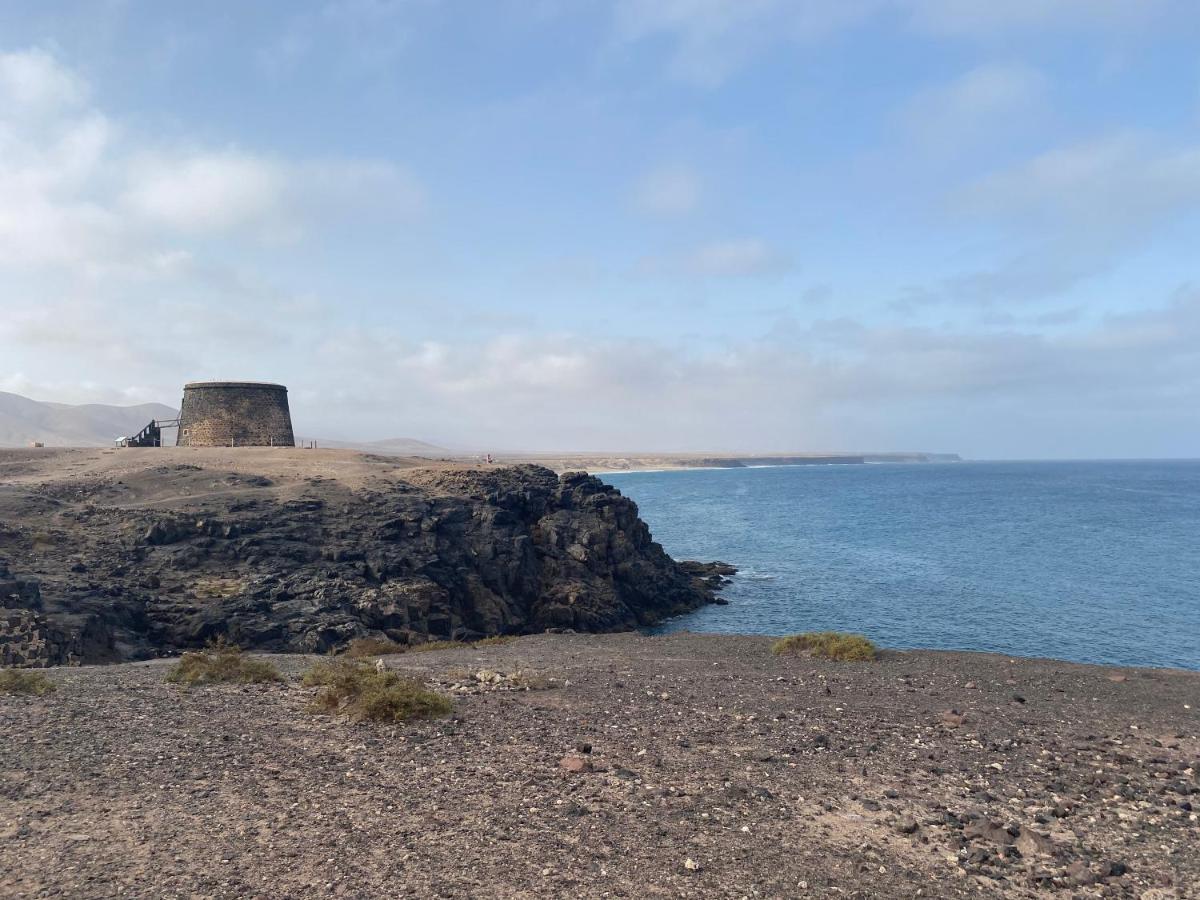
[176,382,295,448]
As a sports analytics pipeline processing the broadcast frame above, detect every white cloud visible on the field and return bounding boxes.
[905,0,1179,37]
[260,0,428,76]
[297,289,1200,454]
[632,164,703,217]
[900,62,1048,151]
[122,152,288,235]
[961,134,1200,227]
[915,133,1200,303]
[0,47,426,270]
[613,0,882,85]
[611,0,1194,84]
[0,47,87,114]
[687,238,789,277]
[638,237,790,278]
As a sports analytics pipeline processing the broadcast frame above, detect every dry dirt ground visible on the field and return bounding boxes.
[0,447,457,497]
[2,633,1196,899]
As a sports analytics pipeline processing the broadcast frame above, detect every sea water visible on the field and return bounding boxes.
[602,461,1200,670]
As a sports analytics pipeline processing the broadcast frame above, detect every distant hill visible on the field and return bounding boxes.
[0,392,177,448]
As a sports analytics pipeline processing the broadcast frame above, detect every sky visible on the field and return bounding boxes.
[1,0,1199,458]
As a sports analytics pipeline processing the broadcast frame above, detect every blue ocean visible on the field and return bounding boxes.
[603,461,1200,670]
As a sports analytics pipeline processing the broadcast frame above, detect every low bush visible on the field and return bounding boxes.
[344,637,407,658]
[472,635,519,647]
[0,669,56,696]
[771,631,878,661]
[303,659,451,723]
[166,642,283,686]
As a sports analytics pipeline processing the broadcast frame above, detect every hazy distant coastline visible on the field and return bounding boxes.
[495,450,962,474]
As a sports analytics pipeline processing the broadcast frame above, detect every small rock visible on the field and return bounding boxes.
[1015,827,1054,857]
[894,816,919,835]
[683,858,701,872]
[1065,860,1095,886]
[559,755,592,774]
[1100,860,1128,879]
[963,819,1014,845]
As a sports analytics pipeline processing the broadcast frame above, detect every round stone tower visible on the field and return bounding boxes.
[176,382,295,448]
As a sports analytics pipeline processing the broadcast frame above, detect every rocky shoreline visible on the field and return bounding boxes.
[0,449,732,665]
[1,632,1196,898]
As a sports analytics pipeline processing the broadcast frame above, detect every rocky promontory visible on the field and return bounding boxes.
[0,448,731,665]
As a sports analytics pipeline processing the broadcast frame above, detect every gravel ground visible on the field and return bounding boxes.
[1,632,1197,899]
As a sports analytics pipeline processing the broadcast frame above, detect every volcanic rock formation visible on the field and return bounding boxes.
[0,457,730,665]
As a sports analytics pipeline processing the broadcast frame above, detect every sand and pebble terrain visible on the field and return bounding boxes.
[2,633,1197,899]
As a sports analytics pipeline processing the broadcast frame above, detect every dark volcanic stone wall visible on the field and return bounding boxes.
[176,382,295,448]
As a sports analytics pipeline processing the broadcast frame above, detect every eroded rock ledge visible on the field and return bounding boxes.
[1,464,731,665]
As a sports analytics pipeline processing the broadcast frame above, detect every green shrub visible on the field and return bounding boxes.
[771,631,878,661]
[303,659,451,723]
[0,669,56,696]
[166,643,283,686]
[344,637,407,658]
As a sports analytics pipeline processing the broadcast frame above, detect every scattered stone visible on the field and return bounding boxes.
[1101,860,1129,879]
[1065,860,1095,886]
[963,819,1014,845]
[1015,827,1055,857]
[559,754,592,774]
[894,816,919,835]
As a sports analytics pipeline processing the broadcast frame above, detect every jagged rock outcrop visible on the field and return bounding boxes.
[0,564,108,666]
[0,465,730,663]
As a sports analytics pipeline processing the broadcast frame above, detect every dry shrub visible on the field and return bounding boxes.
[303,659,451,723]
[344,637,407,658]
[0,669,56,696]
[192,576,247,600]
[166,641,283,686]
[772,631,878,662]
[472,635,519,647]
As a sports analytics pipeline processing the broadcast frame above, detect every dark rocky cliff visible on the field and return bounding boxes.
[1,464,730,665]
